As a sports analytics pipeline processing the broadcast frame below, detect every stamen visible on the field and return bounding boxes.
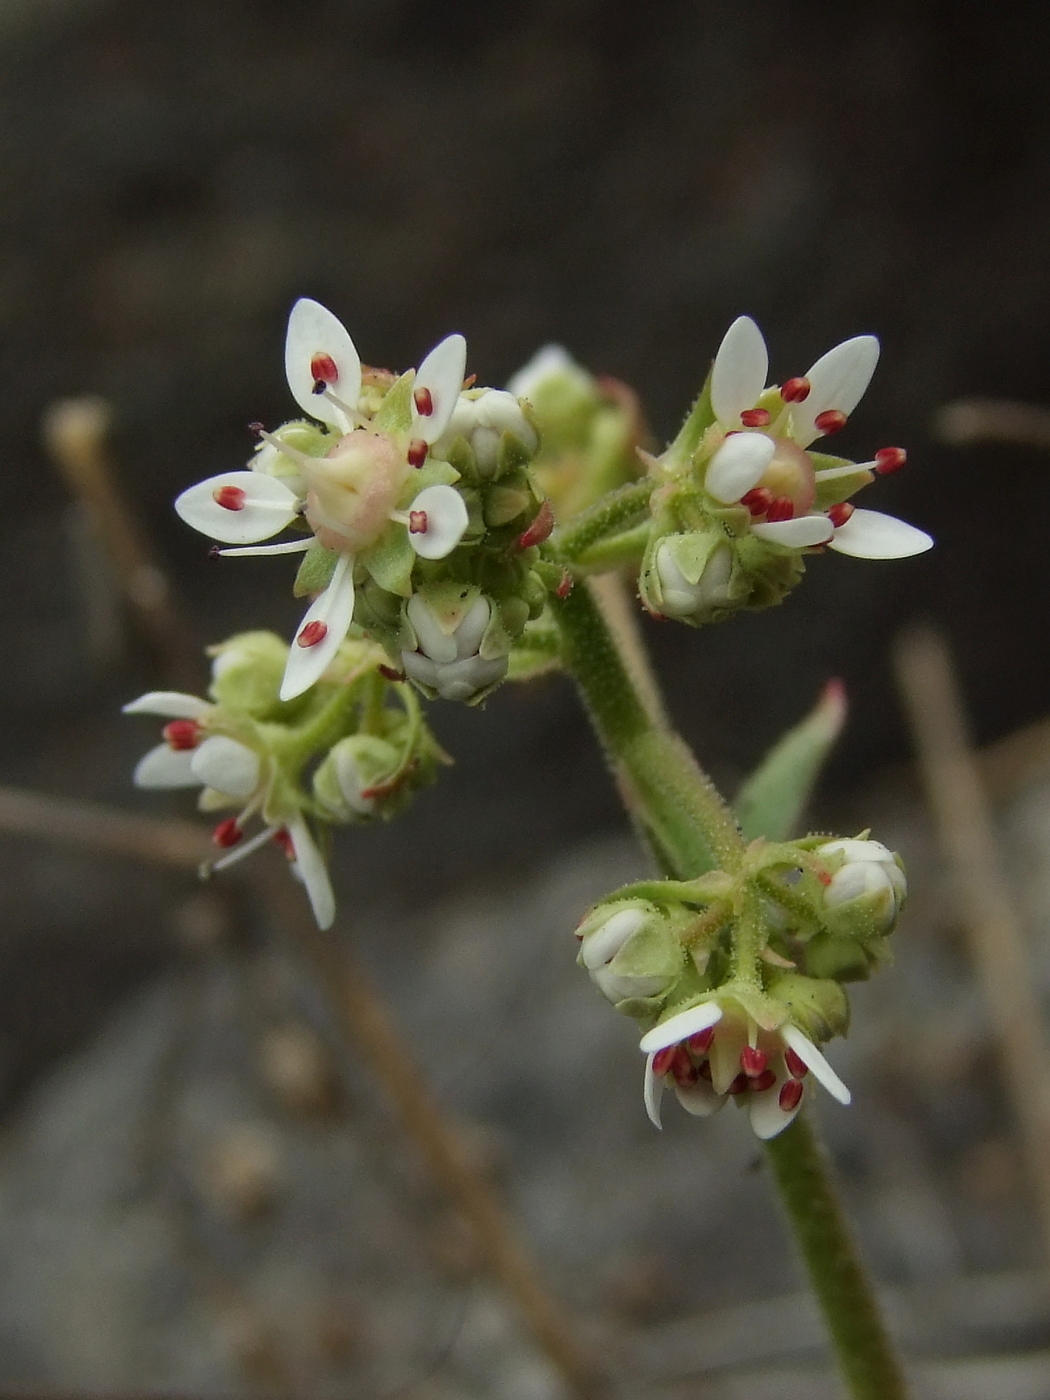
[248,421,265,435]
[687,1027,716,1055]
[408,510,428,534]
[740,408,771,428]
[778,1078,804,1111]
[556,571,574,599]
[211,822,280,872]
[213,485,247,512]
[784,1047,809,1079]
[297,620,329,648]
[740,487,773,517]
[671,1047,699,1087]
[517,499,555,550]
[698,1060,713,1081]
[218,540,313,558]
[814,409,848,435]
[741,1046,769,1077]
[749,1069,777,1092]
[726,1072,749,1095]
[257,429,314,468]
[765,496,795,522]
[310,352,340,386]
[272,828,295,858]
[874,446,907,474]
[652,1046,677,1077]
[781,377,811,403]
[407,438,429,468]
[827,502,854,528]
[378,664,406,682]
[413,385,435,416]
[212,817,243,849]
[163,719,201,751]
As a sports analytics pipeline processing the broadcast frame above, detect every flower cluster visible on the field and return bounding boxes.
[638,317,932,624]
[175,299,549,705]
[125,631,446,928]
[576,834,906,1138]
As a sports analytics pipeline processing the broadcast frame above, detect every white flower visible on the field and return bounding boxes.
[400,593,508,702]
[639,998,850,1140]
[174,299,471,701]
[653,540,734,621]
[432,387,539,476]
[123,690,335,929]
[702,316,932,559]
[818,837,906,932]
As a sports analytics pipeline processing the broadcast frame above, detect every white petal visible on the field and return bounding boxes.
[751,514,834,547]
[580,907,647,969]
[190,736,261,800]
[475,389,538,450]
[406,484,469,560]
[705,432,775,504]
[413,334,468,443]
[643,1055,664,1129]
[818,838,895,864]
[429,655,507,701]
[781,1025,851,1105]
[406,594,457,664]
[455,596,492,658]
[710,316,769,427]
[122,691,210,719]
[279,553,357,702]
[400,650,440,689]
[828,508,933,559]
[133,744,199,789]
[792,335,880,448]
[175,472,299,545]
[676,1079,725,1118]
[639,1002,723,1055]
[284,298,361,432]
[286,817,336,930]
[748,1076,804,1140]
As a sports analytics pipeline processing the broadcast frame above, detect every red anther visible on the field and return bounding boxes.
[778,1078,804,1111]
[208,545,222,560]
[162,719,201,751]
[309,351,339,386]
[784,1047,809,1079]
[727,1072,749,1095]
[814,409,848,435]
[874,446,907,474]
[272,827,295,859]
[378,663,406,682]
[462,373,477,390]
[687,1027,716,1055]
[212,817,243,849]
[750,1069,777,1092]
[780,376,811,403]
[407,438,429,468]
[651,1046,677,1077]
[816,867,832,886]
[517,499,555,551]
[740,407,771,428]
[740,486,774,517]
[408,510,428,534]
[827,502,854,528]
[672,1047,699,1087]
[213,485,247,512]
[740,1046,769,1077]
[765,496,795,522]
[555,570,574,600]
[297,620,329,648]
[413,385,435,416]
[247,421,265,435]
[698,1060,713,1081]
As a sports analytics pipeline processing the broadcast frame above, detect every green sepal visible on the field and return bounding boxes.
[764,971,850,1041]
[734,681,847,842]
[664,365,715,467]
[372,370,414,436]
[802,932,890,983]
[810,453,875,509]
[294,544,341,598]
[399,457,460,499]
[358,527,415,598]
[484,483,532,528]
[495,428,535,479]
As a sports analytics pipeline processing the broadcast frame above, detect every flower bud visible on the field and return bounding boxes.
[313,735,402,821]
[653,537,735,621]
[818,838,906,936]
[401,591,508,702]
[576,900,683,1004]
[434,389,538,478]
[208,632,291,716]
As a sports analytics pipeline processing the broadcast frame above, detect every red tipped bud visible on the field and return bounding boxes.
[784,1047,809,1079]
[407,438,429,468]
[297,620,329,648]
[212,818,243,849]
[555,570,574,599]
[874,446,907,474]
[213,485,246,512]
[413,385,434,416]
[740,487,774,517]
[378,664,406,682]
[778,1078,804,1111]
[740,408,771,428]
[827,502,854,528]
[163,719,201,751]
[780,377,811,403]
[814,409,848,435]
[310,352,339,386]
[765,496,795,522]
[740,1046,768,1077]
[517,499,555,551]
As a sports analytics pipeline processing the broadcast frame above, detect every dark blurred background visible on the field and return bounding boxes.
[0,4,1047,1381]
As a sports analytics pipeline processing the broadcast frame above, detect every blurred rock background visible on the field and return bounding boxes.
[0,0,1048,1393]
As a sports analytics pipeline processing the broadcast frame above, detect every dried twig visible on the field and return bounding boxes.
[934,398,1050,451]
[895,626,1050,1263]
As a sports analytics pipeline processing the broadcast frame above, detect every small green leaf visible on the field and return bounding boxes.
[373,371,414,436]
[293,544,340,598]
[735,680,847,841]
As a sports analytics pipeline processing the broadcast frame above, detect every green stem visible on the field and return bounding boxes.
[554,576,911,1400]
[549,478,653,565]
[765,1115,911,1400]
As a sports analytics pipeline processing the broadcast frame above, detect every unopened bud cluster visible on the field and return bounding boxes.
[576,833,906,1138]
